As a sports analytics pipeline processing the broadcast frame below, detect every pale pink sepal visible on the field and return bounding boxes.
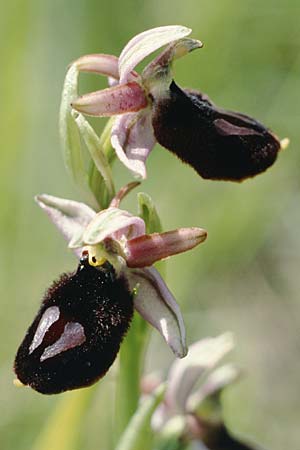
[125,227,207,268]
[35,194,96,257]
[165,333,234,414]
[119,25,191,83]
[74,53,120,79]
[81,207,145,245]
[71,82,147,117]
[111,109,156,179]
[186,363,241,413]
[128,267,187,358]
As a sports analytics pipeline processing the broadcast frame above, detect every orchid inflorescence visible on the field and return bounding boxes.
[14,24,283,450]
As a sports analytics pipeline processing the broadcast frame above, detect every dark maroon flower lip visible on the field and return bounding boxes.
[151,80,281,182]
[14,259,133,394]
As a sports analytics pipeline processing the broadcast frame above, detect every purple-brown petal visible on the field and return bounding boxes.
[125,227,207,268]
[151,80,281,182]
[74,53,120,79]
[72,82,148,117]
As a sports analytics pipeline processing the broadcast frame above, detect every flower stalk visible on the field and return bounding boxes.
[16,24,280,450]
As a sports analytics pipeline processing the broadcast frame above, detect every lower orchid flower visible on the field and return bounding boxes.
[14,184,207,394]
[71,25,286,182]
[150,334,260,450]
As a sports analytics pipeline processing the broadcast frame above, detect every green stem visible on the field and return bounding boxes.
[116,384,166,450]
[116,312,149,441]
[99,117,116,162]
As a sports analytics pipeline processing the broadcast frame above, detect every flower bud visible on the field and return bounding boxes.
[14,257,133,394]
[151,80,281,181]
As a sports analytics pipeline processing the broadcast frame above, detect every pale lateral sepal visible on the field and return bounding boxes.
[128,267,187,358]
[35,194,96,255]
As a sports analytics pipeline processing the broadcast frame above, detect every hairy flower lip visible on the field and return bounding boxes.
[151,80,281,182]
[69,26,284,182]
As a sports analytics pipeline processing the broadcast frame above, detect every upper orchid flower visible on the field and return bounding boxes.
[71,25,286,182]
[14,184,207,394]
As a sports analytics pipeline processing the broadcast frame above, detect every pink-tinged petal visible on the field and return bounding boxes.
[74,53,120,79]
[119,25,192,83]
[71,82,147,117]
[35,194,96,257]
[186,363,241,414]
[165,334,234,414]
[127,267,187,358]
[81,207,145,246]
[111,109,156,179]
[125,227,207,268]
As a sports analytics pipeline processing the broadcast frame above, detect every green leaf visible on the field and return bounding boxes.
[116,312,149,441]
[74,113,115,208]
[116,383,166,450]
[138,192,165,274]
[59,65,87,192]
[138,192,162,234]
[88,159,111,210]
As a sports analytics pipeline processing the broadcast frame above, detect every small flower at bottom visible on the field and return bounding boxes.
[71,25,286,182]
[14,185,207,394]
[151,334,260,450]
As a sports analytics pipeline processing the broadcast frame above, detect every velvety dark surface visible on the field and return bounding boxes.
[14,260,133,394]
[152,81,280,181]
[201,423,257,450]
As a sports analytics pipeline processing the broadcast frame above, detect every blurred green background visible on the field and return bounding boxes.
[1,1,300,449]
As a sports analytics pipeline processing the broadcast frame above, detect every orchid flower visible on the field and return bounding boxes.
[150,334,260,450]
[71,25,285,182]
[14,184,207,394]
